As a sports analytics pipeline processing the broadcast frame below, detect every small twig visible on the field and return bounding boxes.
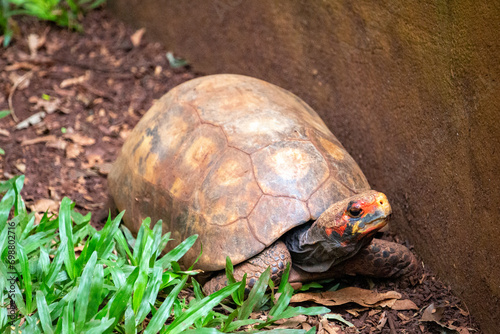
[8,71,33,123]
[387,311,397,334]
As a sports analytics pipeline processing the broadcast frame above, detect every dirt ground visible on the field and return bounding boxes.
[0,9,480,334]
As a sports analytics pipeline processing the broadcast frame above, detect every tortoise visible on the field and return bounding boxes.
[108,74,419,293]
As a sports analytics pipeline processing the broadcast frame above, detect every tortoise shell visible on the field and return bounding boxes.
[108,74,370,271]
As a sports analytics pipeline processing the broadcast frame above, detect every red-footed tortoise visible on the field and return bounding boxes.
[108,74,419,293]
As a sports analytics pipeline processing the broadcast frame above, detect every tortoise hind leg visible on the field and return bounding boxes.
[203,241,291,295]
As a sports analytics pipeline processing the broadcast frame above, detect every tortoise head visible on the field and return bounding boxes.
[285,190,392,273]
[316,190,391,245]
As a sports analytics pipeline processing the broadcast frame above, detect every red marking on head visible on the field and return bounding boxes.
[327,224,346,237]
[334,224,347,237]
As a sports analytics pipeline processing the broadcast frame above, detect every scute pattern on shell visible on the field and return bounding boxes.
[108,74,370,271]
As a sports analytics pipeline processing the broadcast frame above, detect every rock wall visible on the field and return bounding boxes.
[108,1,500,332]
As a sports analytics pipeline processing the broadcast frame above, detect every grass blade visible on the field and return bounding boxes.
[100,267,140,333]
[133,237,154,313]
[36,290,54,334]
[0,186,16,225]
[167,282,240,334]
[17,243,32,313]
[45,242,67,288]
[124,305,136,334]
[135,265,163,325]
[143,275,188,334]
[238,267,271,320]
[62,300,75,334]
[58,197,76,280]
[75,251,97,332]
[156,234,198,269]
[87,263,105,321]
[269,282,293,317]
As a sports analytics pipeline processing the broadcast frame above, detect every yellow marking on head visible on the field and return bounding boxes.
[319,137,345,160]
[351,222,360,235]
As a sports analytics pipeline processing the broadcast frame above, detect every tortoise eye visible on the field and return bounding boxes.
[347,202,363,218]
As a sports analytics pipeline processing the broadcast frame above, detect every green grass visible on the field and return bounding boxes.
[0,175,330,333]
[1,0,105,46]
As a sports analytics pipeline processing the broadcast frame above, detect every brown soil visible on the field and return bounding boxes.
[0,9,480,334]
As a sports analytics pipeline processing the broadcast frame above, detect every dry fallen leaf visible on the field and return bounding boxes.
[29,96,67,114]
[391,299,419,310]
[130,28,146,47]
[15,112,47,130]
[275,314,307,328]
[421,303,444,323]
[66,143,83,159]
[15,162,26,173]
[0,128,10,137]
[60,71,90,88]
[21,135,57,146]
[9,72,31,90]
[46,138,67,150]
[29,198,59,214]
[376,311,387,331]
[290,287,402,308]
[320,318,341,334]
[421,303,465,333]
[27,28,48,58]
[81,153,103,169]
[64,133,96,146]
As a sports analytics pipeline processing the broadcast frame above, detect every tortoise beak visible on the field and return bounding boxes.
[353,192,392,236]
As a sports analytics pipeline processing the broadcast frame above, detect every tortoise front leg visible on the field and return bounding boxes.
[289,239,421,283]
[203,241,292,295]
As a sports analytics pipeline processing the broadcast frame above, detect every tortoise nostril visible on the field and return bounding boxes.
[379,200,384,205]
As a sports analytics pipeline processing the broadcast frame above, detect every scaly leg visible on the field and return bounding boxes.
[203,241,291,295]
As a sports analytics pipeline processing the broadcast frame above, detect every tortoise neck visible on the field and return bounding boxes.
[283,220,365,273]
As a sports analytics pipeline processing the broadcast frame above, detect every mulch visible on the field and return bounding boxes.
[0,8,480,334]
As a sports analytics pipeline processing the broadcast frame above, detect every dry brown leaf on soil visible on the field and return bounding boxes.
[9,72,31,90]
[66,143,83,159]
[81,153,103,169]
[64,133,96,146]
[390,299,419,310]
[15,162,26,173]
[319,318,341,334]
[29,95,64,114]
[5,62,39,71]
[421,303,445,323]
[29,198,59,215]
[21,135,57,146]
[131,28,146,47]
[28,33,46,58]
[46,137,67,150]
[290,287,401,308]
[376,311,387,330]
[60,71,91,88]
[15,112,46,130]
[275,315,307,329]
[421,303,470,333]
